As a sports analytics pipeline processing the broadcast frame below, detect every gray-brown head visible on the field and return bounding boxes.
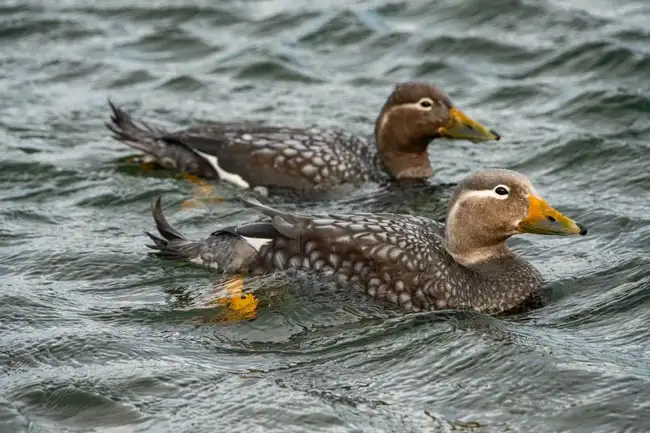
[444,169,587,266]
[374,82,500,180]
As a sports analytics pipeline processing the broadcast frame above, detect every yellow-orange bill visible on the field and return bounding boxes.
[517,195,587,236]
[438,107,501,142]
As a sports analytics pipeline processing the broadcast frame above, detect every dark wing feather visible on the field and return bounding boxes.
[241,198,446,272]
[160,127,376,189]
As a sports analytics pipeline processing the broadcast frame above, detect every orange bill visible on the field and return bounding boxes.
[438,107,500,142]
[517,195,587,236]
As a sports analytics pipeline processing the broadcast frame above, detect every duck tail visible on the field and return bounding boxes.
[105,99,165,154]
[144,196,194,260]
[145,196,262,272]
[105,100,219,179]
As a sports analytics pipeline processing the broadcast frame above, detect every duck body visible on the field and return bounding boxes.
[106,82,500,192]
[145,169,586,315]
[108,105,386,190]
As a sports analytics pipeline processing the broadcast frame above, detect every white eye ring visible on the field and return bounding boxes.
[416,98,434,111]
[493,184,510,198]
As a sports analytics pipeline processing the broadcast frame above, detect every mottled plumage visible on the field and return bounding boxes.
[107,82,500,191]
[145,169,587,315]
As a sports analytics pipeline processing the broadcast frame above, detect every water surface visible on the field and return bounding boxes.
[1,0,649,432]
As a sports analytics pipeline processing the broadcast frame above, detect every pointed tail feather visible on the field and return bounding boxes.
[106,100,219,179]
[145,196,259,272]
[105,99,164,153]
[151,196,186,242]
[143,196,192,260]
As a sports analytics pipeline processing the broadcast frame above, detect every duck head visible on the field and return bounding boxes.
[444,169,587,266]
[374,82,500,180]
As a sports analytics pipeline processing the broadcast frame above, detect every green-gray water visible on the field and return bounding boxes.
[1,1,649,432]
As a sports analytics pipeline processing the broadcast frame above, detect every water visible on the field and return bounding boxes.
[1,0,649,432]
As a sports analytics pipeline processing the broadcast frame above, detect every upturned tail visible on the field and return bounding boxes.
[145,196,262,272]
[105,100,167,153]
[106,101,218,178]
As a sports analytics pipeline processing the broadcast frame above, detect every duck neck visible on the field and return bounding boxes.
[443,196,515,267]
[379,150,434,180]
[443,215,545,313]
[374,113,434,180]
[445,241,513,268]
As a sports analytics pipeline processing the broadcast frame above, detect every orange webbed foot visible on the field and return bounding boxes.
[181,173,224,209]
[203,275,259,323]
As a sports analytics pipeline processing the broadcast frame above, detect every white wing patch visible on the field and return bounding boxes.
[194,150,251,189]
[241,236,272,252]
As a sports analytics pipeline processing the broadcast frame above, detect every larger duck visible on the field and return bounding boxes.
[144,169,587,315]
[106,82,500,191]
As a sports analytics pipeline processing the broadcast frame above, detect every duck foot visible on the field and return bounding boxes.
[205,275,259,323]
[181,173,224,209]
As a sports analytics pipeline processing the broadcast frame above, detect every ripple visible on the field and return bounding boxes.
[443,0,549,24]
[104,69,157,89]
[550,257,650,324]
[366,30,411,50]
[485,83,552,107]
[0,17,98,43]
[558,89,650,123]
[0,291,68,329]
[612,27,650,44]
[118,28,221,63]
[521,40,650,79]
[417,35,538,63]
[156,75,208,92]
[6,372,150,429]
[510,135,650,192]
[296,10,382,47]
[2,0,650,432]
[249,11,322,38]
[210,45,326,83]
[234,60,324,83]
[37,59,106,84]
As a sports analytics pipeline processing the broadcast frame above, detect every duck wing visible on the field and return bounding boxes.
[240,197,446,273]
[161,125,376,190]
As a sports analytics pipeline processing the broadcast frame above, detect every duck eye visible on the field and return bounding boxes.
[418,99,433,109]
[494,186,509,196]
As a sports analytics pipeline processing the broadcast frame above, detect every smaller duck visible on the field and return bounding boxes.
[106,82,500,192]
[144,169,586,315]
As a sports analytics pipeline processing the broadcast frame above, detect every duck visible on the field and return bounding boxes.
[106,82,500,193]
[144,169,587,315]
